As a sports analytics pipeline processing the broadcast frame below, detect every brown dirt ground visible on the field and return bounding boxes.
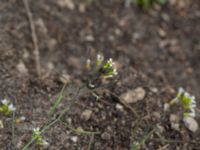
[0,0,200,149]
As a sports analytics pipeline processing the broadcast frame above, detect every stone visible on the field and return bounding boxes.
[164,103,170,111]
[151,87,158,93]
[81,110,92,121]
[17,61,28,74]
[85,35,95,42]
[158,28,166,37]
[152,112,161,119]
[57,0,75,10]
[170,114,180,131]
[121,87,146,104]
[115,103,124,111]
[183,117,199,133]
[70,136,78,143]
[101,132,111,140]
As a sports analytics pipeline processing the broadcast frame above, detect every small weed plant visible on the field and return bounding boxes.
[22,54,118,149]
[165,87,197,118]
[0,99,16,115]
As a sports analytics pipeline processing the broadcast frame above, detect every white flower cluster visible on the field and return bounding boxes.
[0,99,16,115]
[86,54,118,79]
[102,58,118,78]
[168,87,197,117]
[33,127,41,136]
[33,127,49,147]
[177,88,196,117]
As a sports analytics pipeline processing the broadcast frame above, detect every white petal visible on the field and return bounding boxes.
[184,92,190,98]
[178,87,184,94]
[1,99,9,105]
[8,103,16,111]
[42,140,49,147]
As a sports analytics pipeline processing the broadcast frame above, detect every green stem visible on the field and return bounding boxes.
[12,111,16,149]
[87,134,94,150]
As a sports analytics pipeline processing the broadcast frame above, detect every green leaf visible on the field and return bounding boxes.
[49,85,66,116]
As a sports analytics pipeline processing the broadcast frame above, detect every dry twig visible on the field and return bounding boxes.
[23,0,41,76]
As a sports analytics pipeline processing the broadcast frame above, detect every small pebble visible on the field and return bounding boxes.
[81,110,92,121]
[170,114,180,131]
[183,117,199,133]
[116,103,124,111]
[17,61,28,74]
[151,87,158,93]
[152,112,161,119]
[121,87,146,104]
[70,136,78,143]
[101,132,111,140]
[164,103,170,111]
[57,0,75,10]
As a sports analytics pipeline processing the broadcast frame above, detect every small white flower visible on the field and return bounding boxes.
[191,103,196,108]
[96,54,104,66]
[178,87,184,94]
[113,68,118,75]
[33,127,40,132]
[184,92,190,98]
[107,58,114,66]
[88,82,95,88]
[8,103,16,112]
[190,97,196,107]
[1,99,9,105]
[42,139,49,147]
[189,108,196,117]
[97,54,104,62]
[33,127,41,135]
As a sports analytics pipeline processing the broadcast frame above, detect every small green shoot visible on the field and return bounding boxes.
[49,84,66,116]
[131,128,156,150]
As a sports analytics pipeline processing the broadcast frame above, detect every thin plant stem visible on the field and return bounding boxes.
[12,111,16,149]
[60,120,100,135]
[87,134,94,150]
